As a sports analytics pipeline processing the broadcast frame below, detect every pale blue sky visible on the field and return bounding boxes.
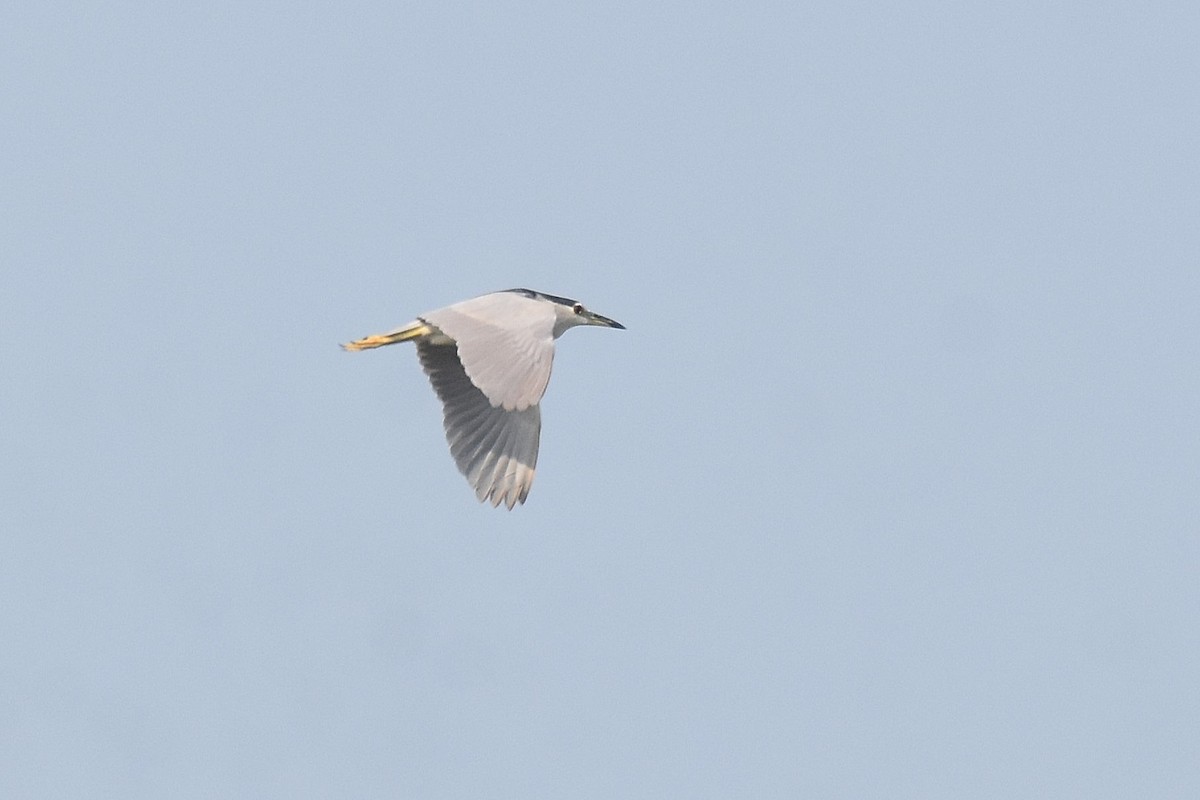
[3,1,1198,797]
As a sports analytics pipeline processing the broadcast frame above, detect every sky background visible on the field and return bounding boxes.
[3,1,1198,797]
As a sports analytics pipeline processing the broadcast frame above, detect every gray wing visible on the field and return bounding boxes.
[417,340,540,509]
[420,292,556,412]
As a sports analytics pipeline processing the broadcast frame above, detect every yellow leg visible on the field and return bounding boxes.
[341,322,432,351]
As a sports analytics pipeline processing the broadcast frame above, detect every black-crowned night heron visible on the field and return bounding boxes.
[343,288,625,509]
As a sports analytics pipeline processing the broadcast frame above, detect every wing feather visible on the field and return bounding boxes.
[420,291,557,411]
[416,340,540,507]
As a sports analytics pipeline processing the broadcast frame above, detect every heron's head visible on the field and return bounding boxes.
[525,291,625,338]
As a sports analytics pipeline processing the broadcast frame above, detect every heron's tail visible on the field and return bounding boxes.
[341,320,432,351]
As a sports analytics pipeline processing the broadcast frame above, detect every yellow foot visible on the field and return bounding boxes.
[341,322,432,351]
[342,334,396,351]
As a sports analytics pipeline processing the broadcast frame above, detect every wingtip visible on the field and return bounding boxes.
[476,483,528,510]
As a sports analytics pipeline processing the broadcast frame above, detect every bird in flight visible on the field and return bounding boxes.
[343,288,625,508]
